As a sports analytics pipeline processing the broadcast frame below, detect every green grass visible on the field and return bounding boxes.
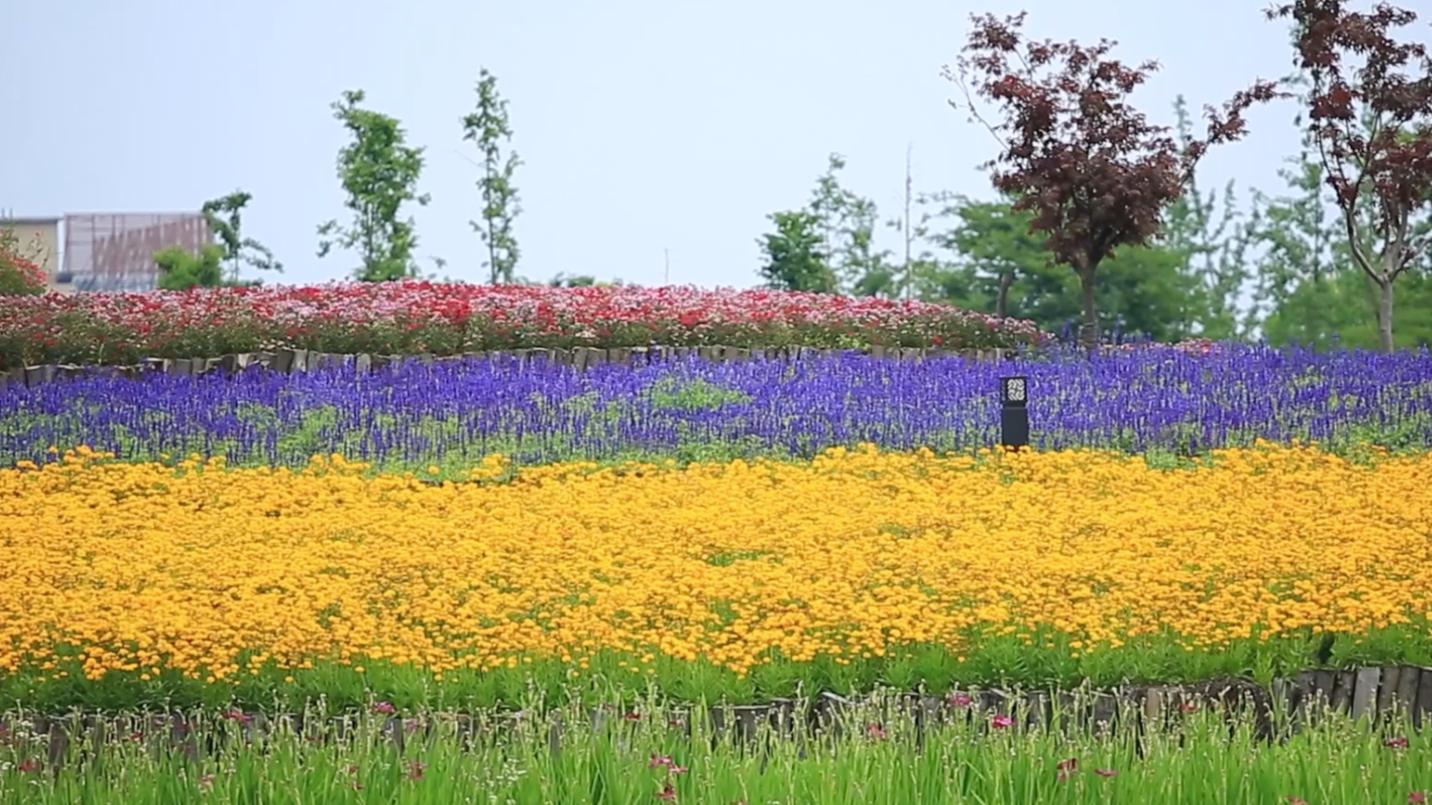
[1,693,1428,804]
[4,625,1429,716]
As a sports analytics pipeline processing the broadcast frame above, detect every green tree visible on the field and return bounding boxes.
[153,244,225,290]
[1159,96,1256,340]
[201,191,282,285]
[930,194,1201,341]
[547,273,598,287]
[317,89,431,282]
[936,194,1048,319]
[757,210,834,293]
[1251,162,1432,350]
[461,68,522,284]
[806,154,893,294]
[887,190,985,308]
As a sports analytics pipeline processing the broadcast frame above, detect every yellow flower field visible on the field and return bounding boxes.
[1,443,1430,685]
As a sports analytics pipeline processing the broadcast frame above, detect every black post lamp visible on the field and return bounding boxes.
[999,376,1029,449]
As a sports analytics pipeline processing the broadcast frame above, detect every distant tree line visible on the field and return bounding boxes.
[759,2,1432,352]
[152,1,1430,353]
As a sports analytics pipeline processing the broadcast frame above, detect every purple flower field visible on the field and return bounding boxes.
[2,345,1430,472]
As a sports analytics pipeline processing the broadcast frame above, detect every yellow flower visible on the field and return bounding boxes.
[0,443,1427,681]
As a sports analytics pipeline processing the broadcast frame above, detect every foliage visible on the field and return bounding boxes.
[0,226,46,296]
[807,154,894,292]
[461,68,522,284]
[546,273,599,287]
[201,191,282,285]
[758,155,892,296]
[1158,96,1257,341]
[1267,0,1432,353]
[756,210,834,292]
[924,193,1204,341]
[317,89,431,282]
[2,697,1430,805]
[946,12,1281,345]
[153,193,278,292]
[153,244,227,291]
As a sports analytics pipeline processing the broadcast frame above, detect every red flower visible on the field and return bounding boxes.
[947,693,973,708]
[1385,736,1410,749]
[406,761,426,780]
[16,759,40,773]
[372,701,396,715]
[865,723,888,740]
[1056,758,1078,771]
[1094,768,1118,778]
[655,783,678,802]
[1409,793,1427,805]
[990,714,1014,729]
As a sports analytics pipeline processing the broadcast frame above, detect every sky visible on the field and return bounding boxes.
[1,0,1308,290]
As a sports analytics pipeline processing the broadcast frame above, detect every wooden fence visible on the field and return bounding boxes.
[0,345,1019,390]
[6,664,1432,768]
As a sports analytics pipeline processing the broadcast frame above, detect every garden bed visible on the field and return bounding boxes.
[0,282,1044,369]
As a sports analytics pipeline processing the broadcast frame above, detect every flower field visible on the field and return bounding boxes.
[0,282,1041,368]
[4,287,1432,802]
[3,344,1430,472]
[3,440,1432,713]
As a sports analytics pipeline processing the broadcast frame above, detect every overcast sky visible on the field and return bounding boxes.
[2,0,1307,289]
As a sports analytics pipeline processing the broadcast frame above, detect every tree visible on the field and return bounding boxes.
[461,68,523,284]
[946,12,1280,346]
[937,194,1202,340]
[201,191,282,285]
[806,154,894,294]
[757,210,834,292]
[154,244,225,290]
[1249,141,1432,349]
[940,195,1046,318]
[548,273,598,287]
[1160,96,1257,340]
[1266,0,1432,352]
[317,89,431,282]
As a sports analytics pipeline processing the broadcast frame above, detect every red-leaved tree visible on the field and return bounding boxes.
[1267,0,1432,353]
[946,12,1282,346]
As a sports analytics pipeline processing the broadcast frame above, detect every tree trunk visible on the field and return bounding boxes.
[995,271,1013,319]
[1377,278,1394,354]
[1078,267,1099,348]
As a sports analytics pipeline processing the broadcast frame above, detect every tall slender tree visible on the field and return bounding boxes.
[317,89,431,282]
[1267,0,1432,352]
[806,154,893,294]
[462,68,523,284]
[201,191,282,286]
[1160,97,1255,340]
